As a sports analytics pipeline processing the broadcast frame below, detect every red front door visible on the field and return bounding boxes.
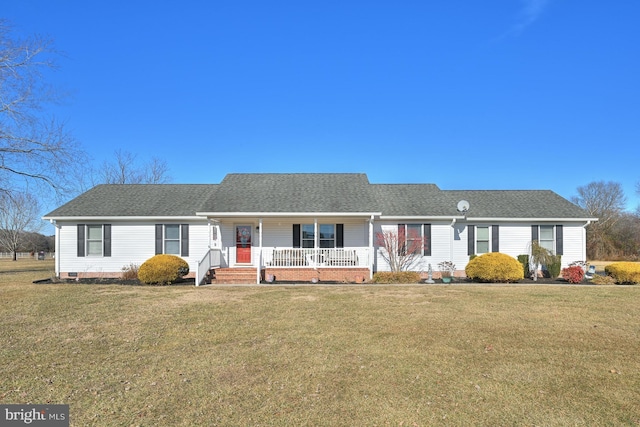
[236,225,252,264]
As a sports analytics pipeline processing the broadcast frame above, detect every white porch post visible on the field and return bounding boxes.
[257,218,263,284]
[314,218,318,261]
[369,215,374,279]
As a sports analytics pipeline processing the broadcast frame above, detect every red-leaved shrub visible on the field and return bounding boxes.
[562,266,584,284]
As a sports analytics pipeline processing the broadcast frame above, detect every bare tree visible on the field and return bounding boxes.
[97,150,171,184]
[375,227,427,272]
[571,181,626,259]
[0,20,85,197]
[636,181,640,216]
[0,192,42,260]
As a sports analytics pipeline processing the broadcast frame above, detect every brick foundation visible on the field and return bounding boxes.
[265,267,370,283]
[59,271,196,280]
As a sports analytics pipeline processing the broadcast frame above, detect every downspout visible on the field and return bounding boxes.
[583,220,591,262]
[450,218,456,267]
[49,219,60,278]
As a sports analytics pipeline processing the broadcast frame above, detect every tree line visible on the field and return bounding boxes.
[572,182,640,260]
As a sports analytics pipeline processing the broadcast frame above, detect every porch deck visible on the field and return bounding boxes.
[197,247,372,285]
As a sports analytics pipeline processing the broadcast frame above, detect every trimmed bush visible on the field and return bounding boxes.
[138,254,189,285]
[517,254,530,278]
[546,255,562,278]
[604,262,640,285]
[465,252,524,283]
[371,271,421,284]
[561,266,584,284]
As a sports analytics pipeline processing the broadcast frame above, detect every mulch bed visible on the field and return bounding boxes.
[33,277,195,286]
[33,276,598,286]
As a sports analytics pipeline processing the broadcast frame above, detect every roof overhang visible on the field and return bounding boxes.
[378,215,465,221]
[196,212,382,218]
[43,216,204,222]
[464,217,598,222]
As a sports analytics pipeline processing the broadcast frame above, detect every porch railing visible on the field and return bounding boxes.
[196,248,222,286]
[262,247,369,268]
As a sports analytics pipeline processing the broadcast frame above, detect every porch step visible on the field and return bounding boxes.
[211,268,262,284]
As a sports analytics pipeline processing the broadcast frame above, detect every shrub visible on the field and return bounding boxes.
[371,271,421,284]
[561,266,584,284]
[546,255,562,278]
[138,254,189,285]
[517,254,530,278]
[590,274,616,285]
[465,252,524,283]
[604,262,640,285]
[121,262,140,280]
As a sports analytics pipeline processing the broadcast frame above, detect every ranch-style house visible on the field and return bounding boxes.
[43,173,597,285]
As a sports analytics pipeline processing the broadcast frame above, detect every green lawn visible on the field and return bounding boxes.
[1,259,639,426]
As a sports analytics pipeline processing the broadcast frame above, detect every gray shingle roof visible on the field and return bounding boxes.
[44,184,218,217]
[445,190,590,219]
[43,174,594,220]
[198,173,379,213]
[371,184,455,216]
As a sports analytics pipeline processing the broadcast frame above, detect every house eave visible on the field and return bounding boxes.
[42,215,205,222]
[464,217,599,222]
[378,215,464,221]
[196,212,382,218]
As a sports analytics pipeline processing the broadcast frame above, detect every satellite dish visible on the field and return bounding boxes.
[457,200,470,213]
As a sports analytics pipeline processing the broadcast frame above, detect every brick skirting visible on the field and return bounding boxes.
[264,267,370,283]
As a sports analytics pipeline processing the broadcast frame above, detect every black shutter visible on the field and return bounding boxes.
[155,224,163,254]
[423,224,431,256]
[293,224,301,248]
[103,224,111,257]
[492,225,499,252]
[181,224,189,257]
[398,224,405,255]
[336,224,344,248]
[531,225,538,242]
[467,225,475,255]
[77,224,85,257]
[556,225,563,255]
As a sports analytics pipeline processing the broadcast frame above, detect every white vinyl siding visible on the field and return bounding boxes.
[57,220,209,276]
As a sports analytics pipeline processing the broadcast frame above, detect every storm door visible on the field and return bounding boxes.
[235,225,252,263]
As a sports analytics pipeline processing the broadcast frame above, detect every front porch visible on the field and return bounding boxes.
[198,247,372,285]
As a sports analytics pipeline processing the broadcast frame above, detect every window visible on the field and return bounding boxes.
[398,224,431,256]
[77,224,111,257]
[294,224,343,249]
[539,225,554,252]
[531,225,563,255]
[86,225,103,256]
[302,224,315,248]
[476,226,490,254]
[301,224,336,248]
[319,224,335,248]
[155,224,189,256]
[164,225,181,255]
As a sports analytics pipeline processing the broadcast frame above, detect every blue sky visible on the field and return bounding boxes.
[5,0,640,215]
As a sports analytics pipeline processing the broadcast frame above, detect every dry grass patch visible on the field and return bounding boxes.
[1,260,639,425]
